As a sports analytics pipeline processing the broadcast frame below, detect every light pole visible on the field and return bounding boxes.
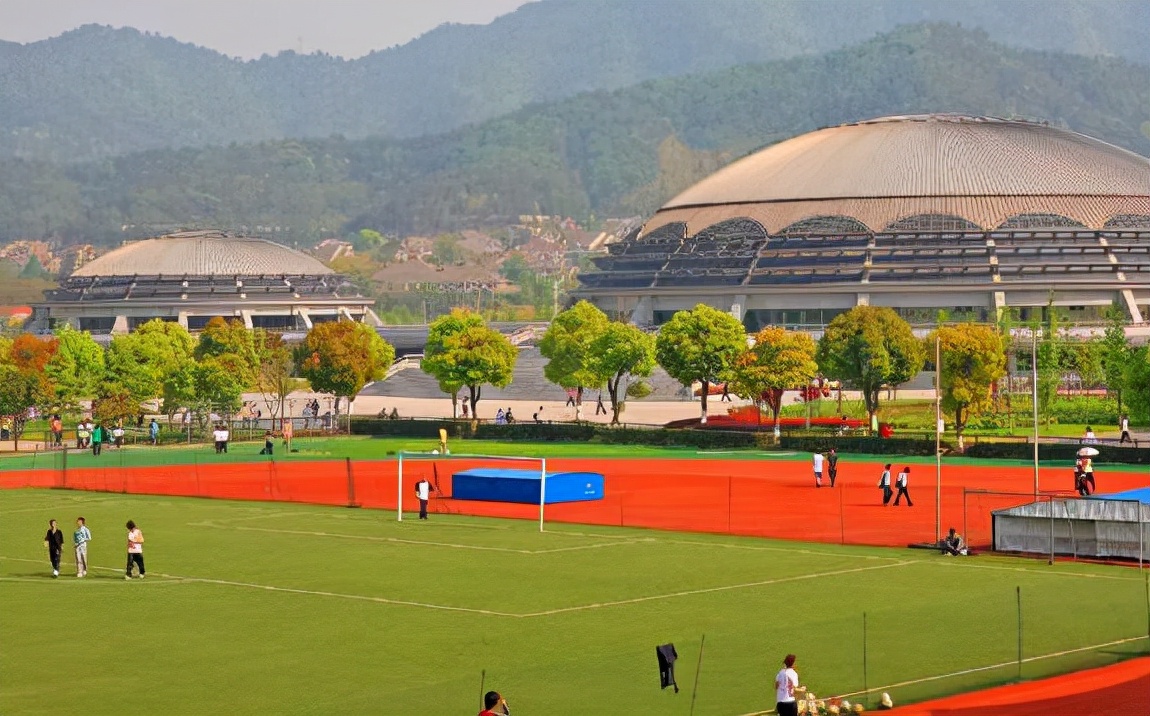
[935,335,942,545]
[1031,330,1040,496]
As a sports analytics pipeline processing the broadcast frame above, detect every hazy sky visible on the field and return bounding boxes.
[0,0,534,59]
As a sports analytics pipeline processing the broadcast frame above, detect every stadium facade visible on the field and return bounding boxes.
[29,231,380,334]
[577,115,1150,330]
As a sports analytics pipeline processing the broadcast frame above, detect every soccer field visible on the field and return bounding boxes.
[1,489,1147,715]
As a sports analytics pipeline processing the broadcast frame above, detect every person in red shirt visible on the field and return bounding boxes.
[478,691,509,715]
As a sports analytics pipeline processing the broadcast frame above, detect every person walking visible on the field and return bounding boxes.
[878,464,893,506]
[414,477,434,520]
[220,423,230,453]
[50,415,63,448]
[1081,457,1096,495]
[812,450,825,488]
[260,430,274,455]
[1119,414,1132,444]
[595,392,607,415]
[827,448,839,487]
[894,466,913,506]
[124,520,145,579]
[73,517,91,577]
[44,519,64,577]
[149,418,159,445]
[774,653,802,716]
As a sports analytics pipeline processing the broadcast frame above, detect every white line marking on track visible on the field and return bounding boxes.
[519,561,917,617]
[733,634,1150,716]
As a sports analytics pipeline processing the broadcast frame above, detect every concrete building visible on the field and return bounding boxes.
[30,230,379,334]
[577,115,1150,329]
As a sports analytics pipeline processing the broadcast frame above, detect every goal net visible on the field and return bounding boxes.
[395,451,549,530]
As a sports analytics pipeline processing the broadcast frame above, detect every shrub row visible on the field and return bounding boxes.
[779,435,949,456]
[964,441,1150,465]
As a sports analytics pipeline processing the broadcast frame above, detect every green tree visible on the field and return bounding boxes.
[92,384,141,427]
[655,304,746,425]
[588,321,656,424]
[18,254,47,279]
[104,319,196,403]
[816,306,925,428]
[0,363,42,450]
[539,300,609,410]
[255,330,305,429]
[422,309,517,415]
[1033,309,1065,424]
[499,254,530,283]
[194,358,245,416]
[1101,305,1132,413]
[295,321,395,414]
[45,326,106,410]
[431,234,462,265]
[729,327,818,431]
[195,317,259,388]
[1125,346,1150,425]
[929,323,1007,451]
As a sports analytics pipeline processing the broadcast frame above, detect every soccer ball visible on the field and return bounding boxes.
[444,448,450,455]
[431,449,440,455]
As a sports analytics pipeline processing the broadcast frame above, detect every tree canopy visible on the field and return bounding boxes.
[588,321,656,424]
[928,323,1007,450]
[295,321,395,408]
[729,327,818,428]
[655,304,746,424]
[422,309,518,415]
[45,327,105,409]
[816,306,925,425]
[539,300,610,401]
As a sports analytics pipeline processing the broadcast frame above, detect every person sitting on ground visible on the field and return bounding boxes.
[260,430,274,455]
[533,405,544,424]
[504,408,515,424]
[941,527,967,556]
[389,407,399,420]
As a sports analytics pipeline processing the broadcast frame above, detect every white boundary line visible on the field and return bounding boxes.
[189,522,652,554]
[0,496,125,515]
[929,558,1145,582]
[734,634,1150,716]
[518,561,917,617]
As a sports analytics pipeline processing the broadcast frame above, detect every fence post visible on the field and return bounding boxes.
[1016,586,1023,681]
[345,457,357,508]
[1049,496,1055,566]
[61,447,68,489]
[862,611,868,704]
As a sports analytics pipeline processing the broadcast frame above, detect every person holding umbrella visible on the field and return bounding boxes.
[1077,447,1098,495]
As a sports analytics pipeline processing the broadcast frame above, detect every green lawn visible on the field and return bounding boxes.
[1,490,1147,715]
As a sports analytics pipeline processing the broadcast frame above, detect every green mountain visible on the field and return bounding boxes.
[1,25,1147,246]
[1,0,1148,161]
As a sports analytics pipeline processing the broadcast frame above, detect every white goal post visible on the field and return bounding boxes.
[396,451,549,531]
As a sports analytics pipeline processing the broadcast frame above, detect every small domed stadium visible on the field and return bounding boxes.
[577,115,1150,329]
[30,230,379,334]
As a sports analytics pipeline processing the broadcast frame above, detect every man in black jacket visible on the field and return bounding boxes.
[44,519,64,577]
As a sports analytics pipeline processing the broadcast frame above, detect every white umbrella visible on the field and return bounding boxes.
[1077,447,1100,457]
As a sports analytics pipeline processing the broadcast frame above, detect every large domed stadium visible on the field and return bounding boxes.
[31,230,379,334]
[577,115,1150,329]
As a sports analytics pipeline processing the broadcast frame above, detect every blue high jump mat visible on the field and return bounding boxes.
[1093,487,1150,505]
[452,468,605,504]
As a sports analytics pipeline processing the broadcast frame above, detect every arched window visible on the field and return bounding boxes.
[1103,214,1150,230]
[693,218,767,242]
[780,215,871,236]
[884,214,981,232]
[997,213,1085,230]
[639,222,687,242]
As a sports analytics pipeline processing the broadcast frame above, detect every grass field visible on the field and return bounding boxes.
[2,489,1148,715]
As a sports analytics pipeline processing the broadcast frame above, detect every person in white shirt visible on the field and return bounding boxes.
[774,653,801,716]
[812,451,825,488]
[1119,414,1132,444]
[220,425,230,453]
[414,477,435,520]
[111,424,125,448]
[894,466,913,506]
[213,426,226,454]
[1083,426,1097,444]
[124,520,145,579]
[878,464,893,506]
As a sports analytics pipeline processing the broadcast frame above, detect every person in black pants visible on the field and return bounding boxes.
[878,464,893,505]
[44,519,64,577]
[414,477,434,520]
[827,448,839,487]
[894,466,913,506]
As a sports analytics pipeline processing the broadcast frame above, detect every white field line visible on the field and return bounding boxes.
[518,561,918,617]
[0,496,125,514]
[191,522,650,555]
[929,558,1146,582]
[0,575,189,586]
[657,537,903,562]
[734,634,1150,716]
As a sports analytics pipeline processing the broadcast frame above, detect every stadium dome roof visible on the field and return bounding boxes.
[72,231,334,278]
[646,115,1150,234]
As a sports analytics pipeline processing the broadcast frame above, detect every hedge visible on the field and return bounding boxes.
[964,441,1150,465]
[779,435,949,456]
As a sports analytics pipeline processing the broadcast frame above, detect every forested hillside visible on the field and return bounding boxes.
[1,0,1147,161]
[1,25,1147,245]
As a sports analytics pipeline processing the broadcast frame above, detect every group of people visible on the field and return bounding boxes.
[43,516,146,580]
[73,419,127,455]
[211,423,231,453]
[810,449,839,487]
[494,407,517,424]
[877,464,913,506]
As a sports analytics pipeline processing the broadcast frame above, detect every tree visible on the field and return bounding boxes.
[422,309,517,415]
[929,323,1006,451]
[655,304,746,425]
[539,300,609,411]
[9,333,58,409]
[1101,305,1132,413]
[45,327,105,410]
[1033,310,1064,424]
[588,321,656,424]
[194,358,245,416]
[499,254,530,283]
[195,317,258,388]
[0,364,42,450]
[295,321,395,413]
[816,306,925,428]
[728,327,818,431]
[104,319,196,403]
[255,330,305,430]
[1126,346,1150,425]
[92,383,141,427]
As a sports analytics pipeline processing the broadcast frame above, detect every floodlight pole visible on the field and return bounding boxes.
[397,451,404,522]
[1031,330,1040,497]
[538,457,547,533]
[935,335,942,545]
